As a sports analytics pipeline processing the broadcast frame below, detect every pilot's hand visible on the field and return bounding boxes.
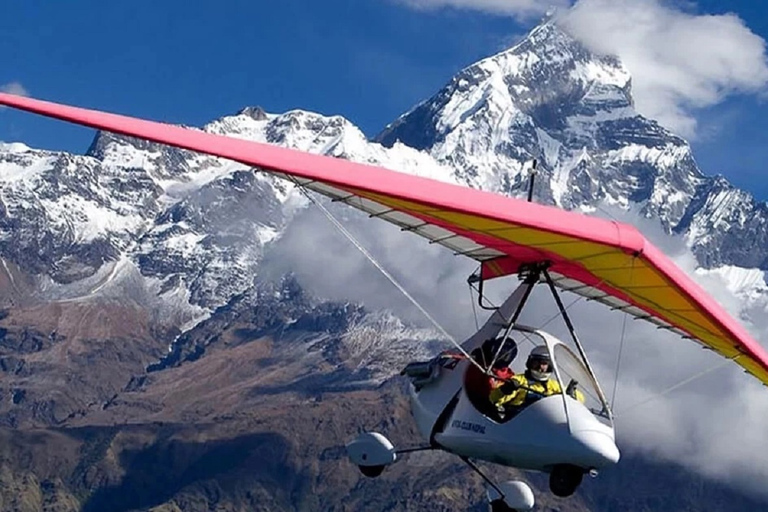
[566,380,579,397]
[500,380,521,394]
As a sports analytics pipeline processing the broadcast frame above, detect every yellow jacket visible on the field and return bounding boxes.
[489,373,584,408]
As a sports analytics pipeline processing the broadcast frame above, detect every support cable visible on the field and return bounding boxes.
[290,179,485,370]
[610,257,636,411]
[468,274,481,331]
[610,310,629,411]
[617,357,736,417]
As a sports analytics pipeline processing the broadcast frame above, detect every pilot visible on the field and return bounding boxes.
[490,345,583,412]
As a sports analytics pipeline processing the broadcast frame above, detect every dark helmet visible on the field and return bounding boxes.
[526,345,552,382]
[479,337,518,369]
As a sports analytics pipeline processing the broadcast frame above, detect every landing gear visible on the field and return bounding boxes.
[489,498,516,512]
[346,432,397,478]
[549,464,584,497]
[484,480,534,511]
[462,457,535,511]
[358,464,385,478]
[346,433,435,478]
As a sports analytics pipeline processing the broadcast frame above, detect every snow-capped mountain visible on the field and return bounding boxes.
[377,20,768,271]
[0,108,453,312]
[2,18,767,374]
[3,17,768,512]
[2,16,767,382]
[3,20,766,333]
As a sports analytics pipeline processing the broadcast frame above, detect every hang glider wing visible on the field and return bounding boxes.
[1,92,767,385]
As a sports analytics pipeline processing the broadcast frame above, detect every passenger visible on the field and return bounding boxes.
[489,357,515,389]
[464,337,518,417]
[485,339,517,393]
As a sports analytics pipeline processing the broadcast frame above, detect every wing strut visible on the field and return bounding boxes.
[487,270,540,371]
[472,261,614,418]
[543,269,614,421]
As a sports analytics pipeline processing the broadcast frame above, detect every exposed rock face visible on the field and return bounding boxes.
[376,21,768,269]
[1,18,768,512]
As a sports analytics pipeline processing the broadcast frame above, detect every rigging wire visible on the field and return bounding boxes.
[468,278,480,331]
[610,308,629,411]
[289,179,486,370]
[610,256,636,410]
[616,357,736,417]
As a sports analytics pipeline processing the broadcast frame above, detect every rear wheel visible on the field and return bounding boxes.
[358,465,385,478]
[489,499,516,512]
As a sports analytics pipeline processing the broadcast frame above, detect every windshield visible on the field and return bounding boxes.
[552,344,612,424]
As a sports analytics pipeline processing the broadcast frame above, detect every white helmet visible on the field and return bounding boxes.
[526,345,552,382]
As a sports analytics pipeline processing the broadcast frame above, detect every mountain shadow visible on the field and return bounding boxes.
[81,430,299,512]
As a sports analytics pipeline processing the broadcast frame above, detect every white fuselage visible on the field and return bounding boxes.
[407,332,620,472]
[411,382,619,471]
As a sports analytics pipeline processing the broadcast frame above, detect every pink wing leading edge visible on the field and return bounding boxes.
[1,92,766,385]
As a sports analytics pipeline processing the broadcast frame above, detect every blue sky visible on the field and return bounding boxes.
[2,0,768,198]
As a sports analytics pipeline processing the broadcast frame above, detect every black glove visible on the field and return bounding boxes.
[500,380,521,394]
[566,380,579,397]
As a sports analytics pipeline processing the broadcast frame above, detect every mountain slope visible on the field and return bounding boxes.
[1,17,768,512]
[377,20,768,271]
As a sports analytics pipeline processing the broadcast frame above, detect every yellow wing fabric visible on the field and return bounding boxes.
[1,92,766,384]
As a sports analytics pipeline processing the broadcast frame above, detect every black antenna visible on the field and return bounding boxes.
[526,159,538,203]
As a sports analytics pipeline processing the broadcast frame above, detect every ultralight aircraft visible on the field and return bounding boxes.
[2,92,768,511]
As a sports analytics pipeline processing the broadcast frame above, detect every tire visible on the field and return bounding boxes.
[489,499,515,512]
[359,465,385,478]
[549,464,583,497]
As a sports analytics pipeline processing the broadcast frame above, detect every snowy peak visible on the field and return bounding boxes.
[376,20,654,205]
[3,18,768,342]
[484,20,632,112]
[677,176,768,268]
[378,20,634,149]
[0,142,32,154]
[237,105,269,121]
[0,102,453,329]
[0,147,154,283]
[377,20,708,225]
[374,19,768,274]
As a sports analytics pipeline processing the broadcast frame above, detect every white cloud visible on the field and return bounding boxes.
[394,0,768,139]
[556,0,768,139]
[260,199,479,340]
[0,82,30,113]
[394,0,569,19]
[0,81,29,97]
[264,195,768,496]
[561,204,768,497]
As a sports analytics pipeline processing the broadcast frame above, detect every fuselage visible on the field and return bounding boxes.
[406,326,620,473]
[410,383,619,471]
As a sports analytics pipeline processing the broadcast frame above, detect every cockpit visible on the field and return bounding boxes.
[464,327,613,426]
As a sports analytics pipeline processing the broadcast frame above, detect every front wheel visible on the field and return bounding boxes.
[549,464,583,497]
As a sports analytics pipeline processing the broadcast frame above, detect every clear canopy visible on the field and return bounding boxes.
[464,328,613,426]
